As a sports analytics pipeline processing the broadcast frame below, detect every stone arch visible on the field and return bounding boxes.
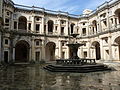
[114,36,120,60]
[115,8,120,24]
[48,20,54,33]
[92,41,101,60]
[45,42,56,61]
[70,23,75,34]
[18,16,27,30]
[15,40,30,62]
[111,33,120,45]
[92,20,97,33]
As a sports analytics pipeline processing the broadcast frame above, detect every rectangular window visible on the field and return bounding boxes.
[14,21,17,29]
[82,28,86,36]
[62,52,65,59]
[5,39,8,45]
[28,23,31,30]
[36,24,40,32]
[84,51,87,58]
[55,26,58,30]
[35,52,40,61]
[5,18,9,23]
[61,27,64,35]
[44,25,46,33]
[36,41,39,46]
[4,51,8,63]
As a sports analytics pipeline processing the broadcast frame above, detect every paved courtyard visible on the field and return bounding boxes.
[0,64,120,90]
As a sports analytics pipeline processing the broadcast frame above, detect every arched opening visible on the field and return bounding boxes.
[92,41,101,60]
[70,23,75,34]
[115,36,120,60]
[48,20,54,33]
[45,42,56,61]
[15,40,30,62]
[18,16,27,30]
[115,8,120,24]
[92,20,97,33]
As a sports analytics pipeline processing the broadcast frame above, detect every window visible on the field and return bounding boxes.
[83,23,85,25]
[5,18,9,23]
[14,21,17,29]
[6,12,10,16]
[4,51,9,63]
[36,24,40,32]
[84,51,87,58]
[111,18,113,24]
[82,28,86,36]
[62,42,64,46]
[36,17,39,21]
[35,52,40,61]
[28,23,31,30]
[61,27,64,35]
[62,52,65,59]
[103,21,107,26]
[5,39,8,45]
[55,26,58,30]
[44,25,46,32]
[36,41,39,46]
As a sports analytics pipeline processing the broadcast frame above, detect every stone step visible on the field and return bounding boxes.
[44,64,111,73]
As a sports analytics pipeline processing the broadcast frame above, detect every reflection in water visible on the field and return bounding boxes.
[0,65,120,90]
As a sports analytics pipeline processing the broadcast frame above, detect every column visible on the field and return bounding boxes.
[0,32,1,62]
[106,9,110,31]
[41,40,45,61]
[41,17,44,34]
[13,47,15,62]
[108,36,113,61]
[31,38,35,61]
[66,41,69,59]
[88,41,91,58]
[80,47,84,58]
[31,15,35,32]
[0,0,3,17]
[59,40,62,59]
[58,19,61,35]
[66,20,69,36]
[98,15,102,32]
[100,39,104,60]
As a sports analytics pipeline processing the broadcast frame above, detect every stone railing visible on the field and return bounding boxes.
[56,59,96,65]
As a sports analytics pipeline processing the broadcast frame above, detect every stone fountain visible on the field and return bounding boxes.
[44,34,111,73]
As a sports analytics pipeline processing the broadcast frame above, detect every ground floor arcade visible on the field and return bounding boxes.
[0,32,120,63]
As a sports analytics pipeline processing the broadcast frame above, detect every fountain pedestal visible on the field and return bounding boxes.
[44,34,112,73]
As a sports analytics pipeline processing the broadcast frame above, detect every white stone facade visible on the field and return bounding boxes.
[0,0,120,63]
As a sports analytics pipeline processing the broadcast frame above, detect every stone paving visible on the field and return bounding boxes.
[0,64,120,90]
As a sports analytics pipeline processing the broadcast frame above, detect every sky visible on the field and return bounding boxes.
[12,0,110,15]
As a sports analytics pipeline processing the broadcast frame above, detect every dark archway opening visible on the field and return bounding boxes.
[45,42,56,61]
[15,41,29,62]
[115,36,120,60]
[18,16,27,30]
[92,42,101,60]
